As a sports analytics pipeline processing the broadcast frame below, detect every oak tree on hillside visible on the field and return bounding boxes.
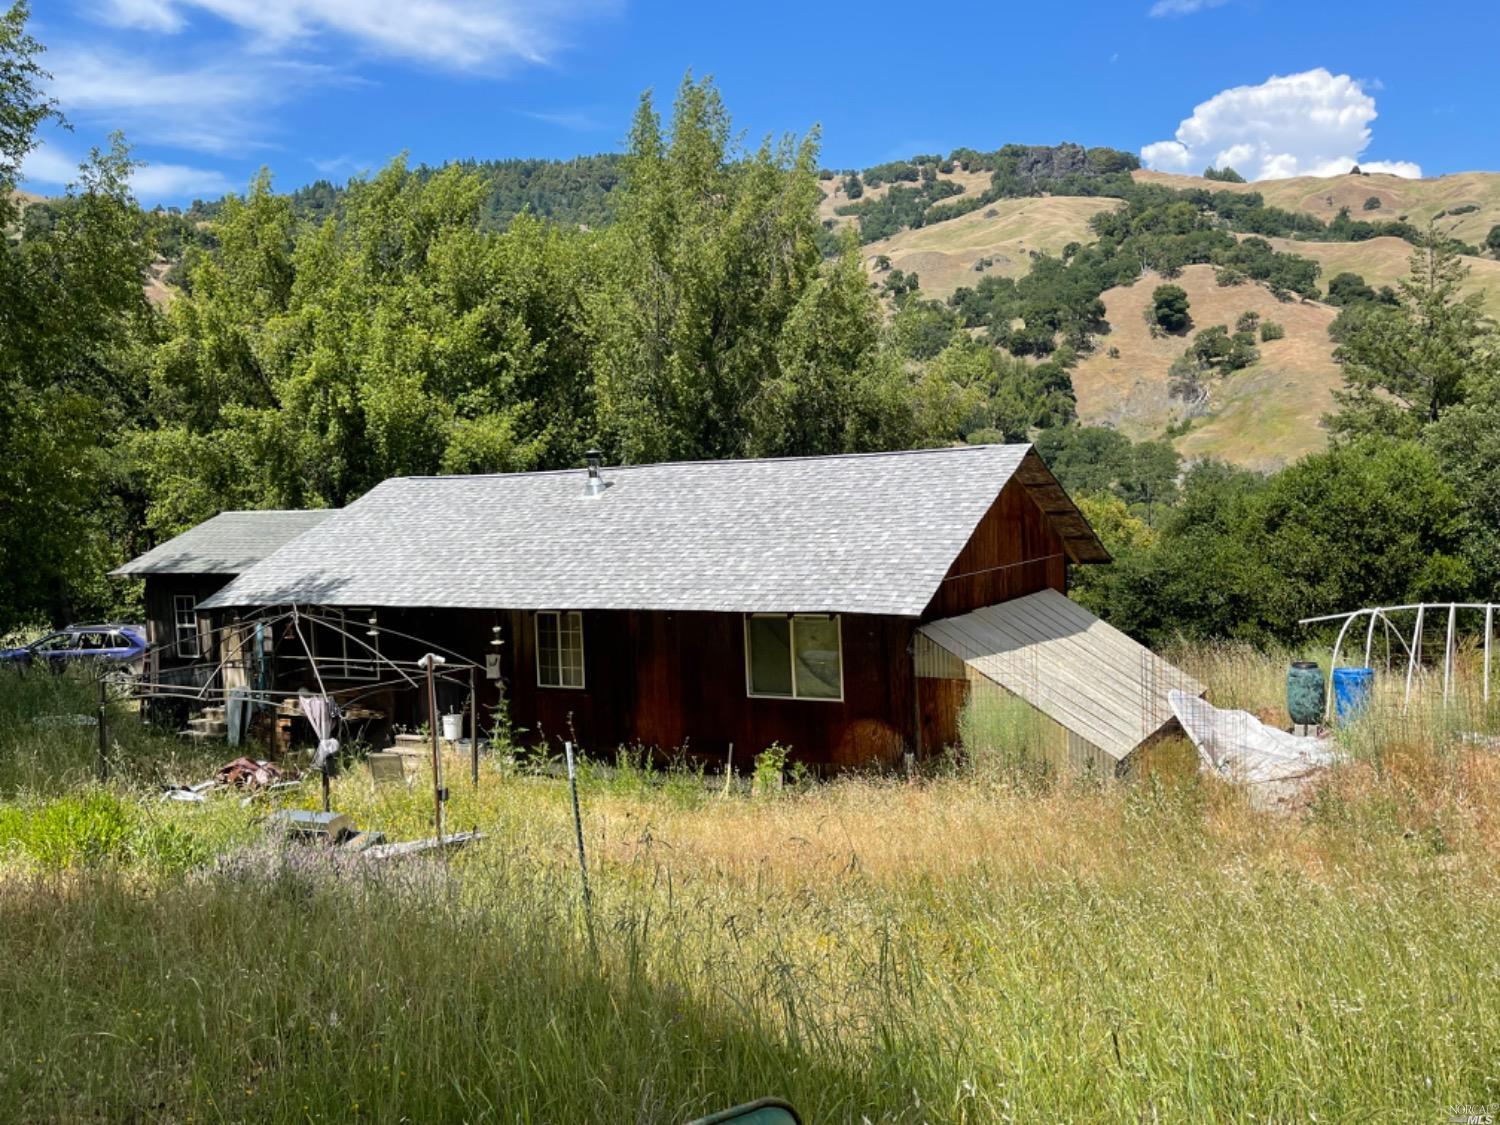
[1147,284,1191,333]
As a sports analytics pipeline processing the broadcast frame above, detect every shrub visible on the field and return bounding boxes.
[1363,195,1382,211]
[1260,320,1285,342]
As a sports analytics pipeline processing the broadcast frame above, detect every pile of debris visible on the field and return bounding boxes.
[164,756,300,803]
[217,756,293,789]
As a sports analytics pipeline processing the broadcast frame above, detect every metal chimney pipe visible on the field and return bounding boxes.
[582,449,607,497]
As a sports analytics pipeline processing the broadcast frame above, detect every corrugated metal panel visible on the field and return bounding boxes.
[918,589,1205,762]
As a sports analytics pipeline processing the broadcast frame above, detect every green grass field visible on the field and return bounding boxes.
[1,657,1497,1121]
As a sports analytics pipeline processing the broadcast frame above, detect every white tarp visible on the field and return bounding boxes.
[1168,690,1336,786]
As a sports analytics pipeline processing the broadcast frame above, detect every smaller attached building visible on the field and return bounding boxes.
[112,510,334,686]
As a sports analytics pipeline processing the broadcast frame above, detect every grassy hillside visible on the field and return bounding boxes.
[1137,168,1500,249]
[1260,234,1500,315]
[1072,264,1340,470]
[854,164,1500,469]
[859,195,1114,299]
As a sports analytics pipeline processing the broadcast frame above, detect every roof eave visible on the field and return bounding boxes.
[1012,448,1112,565]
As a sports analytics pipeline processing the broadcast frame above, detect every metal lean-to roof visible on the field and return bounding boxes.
[919,589,1205,761]
[111,510,335,577]
[200,445,1105,618]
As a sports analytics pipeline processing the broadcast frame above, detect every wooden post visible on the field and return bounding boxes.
[910,637,924,763]
[469,666,479,787]
[96,676,109,783]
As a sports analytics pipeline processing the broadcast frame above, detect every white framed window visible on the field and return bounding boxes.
[174,595,200,658]
[744,614,843,701]
[536,611,585,689]
[312,608,378,681]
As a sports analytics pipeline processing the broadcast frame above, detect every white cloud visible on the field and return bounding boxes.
[19,144,82,186]
[21,141,232,201]
[91,0,613,70]
[307,153,367,175]
[92,0,185,31]
[1149,0,1228,16]
[131,160,234,198]
[47,46,339,153]
[518,109,605,132]
[1141,68,1422,181]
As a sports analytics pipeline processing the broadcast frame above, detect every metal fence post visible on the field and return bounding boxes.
[96,676,109,783]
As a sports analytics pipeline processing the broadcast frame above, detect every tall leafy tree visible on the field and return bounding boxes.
[590,76,826,462]
[138,160,598,529]
[0,2,155,630]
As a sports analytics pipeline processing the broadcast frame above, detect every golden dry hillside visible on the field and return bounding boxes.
[1072,264,1341,471]
[1136,168,1500,249]
[1257,235,1500,315]
[850,166,1500,469]
[860,195,1116,300]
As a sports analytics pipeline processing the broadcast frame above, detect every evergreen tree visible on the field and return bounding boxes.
[1328,226,1499,439]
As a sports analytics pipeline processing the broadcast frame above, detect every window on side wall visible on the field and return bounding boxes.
[536,610,585,689]
[744,614,843,701]
[174,595,200,658]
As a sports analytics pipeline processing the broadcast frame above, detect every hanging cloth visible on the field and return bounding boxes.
[300,694,340,769]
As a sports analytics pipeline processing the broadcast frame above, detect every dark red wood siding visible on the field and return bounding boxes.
[495,609,915,772]
[263,476,1082,769]
[920,476,1067,621]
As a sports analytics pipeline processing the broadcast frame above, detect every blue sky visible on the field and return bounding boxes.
[20,0,1500,205]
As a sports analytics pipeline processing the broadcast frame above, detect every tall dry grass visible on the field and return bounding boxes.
[1,647,1497,1120]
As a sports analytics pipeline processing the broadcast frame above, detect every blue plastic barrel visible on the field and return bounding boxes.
[1332,666,1374,720]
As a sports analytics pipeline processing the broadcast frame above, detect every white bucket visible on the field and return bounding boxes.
[440,714,464,742]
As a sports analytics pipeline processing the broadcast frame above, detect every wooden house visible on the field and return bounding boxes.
[112,510,334,687]
[194,446,1199,774]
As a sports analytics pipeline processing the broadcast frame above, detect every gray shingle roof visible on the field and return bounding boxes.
[112,510,335,577]
[200,445,1092,618]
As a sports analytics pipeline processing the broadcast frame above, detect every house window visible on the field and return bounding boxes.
[745,614,843,701]
[536,611,585,689]
[312,608,378,680]
[174,595,200,658]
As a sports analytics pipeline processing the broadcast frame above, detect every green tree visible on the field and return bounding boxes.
[141,159,597,527]
[0,3,156,630]
[1425,363,1500,593]
[1328,227,1500,438]
[744,241,918,456]
[590,76,827,463]
[1487,224,1500,257]
[1147,284,1191,333]
[1325,271,1377,306]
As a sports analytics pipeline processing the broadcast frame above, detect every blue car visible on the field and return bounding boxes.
[0,624,149,673]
